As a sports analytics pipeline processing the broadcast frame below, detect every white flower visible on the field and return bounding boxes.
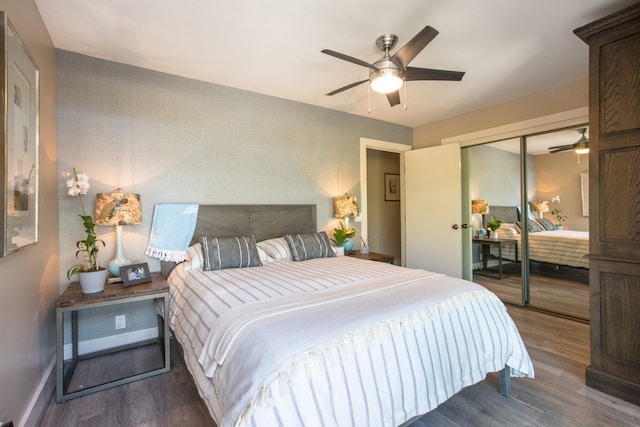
[65,170,90,197]
[551,195,561,203]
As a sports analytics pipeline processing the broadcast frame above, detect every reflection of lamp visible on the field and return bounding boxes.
[532,200,549,219]
[95,188,142,276]
[334,194,359,227]
[471,199,490,231]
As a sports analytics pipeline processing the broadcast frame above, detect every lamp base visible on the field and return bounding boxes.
[108,256,132,277]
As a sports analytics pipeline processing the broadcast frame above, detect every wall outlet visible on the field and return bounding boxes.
[115,314,126,330]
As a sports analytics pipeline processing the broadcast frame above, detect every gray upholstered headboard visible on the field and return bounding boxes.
[484,205,520,225]
[160,204,317,277]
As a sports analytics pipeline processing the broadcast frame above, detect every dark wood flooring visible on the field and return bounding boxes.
[38,306,639,426]
[474,272,590,321]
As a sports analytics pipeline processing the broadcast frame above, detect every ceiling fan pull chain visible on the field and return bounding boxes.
[404,79,408,110]
[368,85,372,114]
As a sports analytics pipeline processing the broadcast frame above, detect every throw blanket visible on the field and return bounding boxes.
[145,203,199,262]
[197,269,533,426]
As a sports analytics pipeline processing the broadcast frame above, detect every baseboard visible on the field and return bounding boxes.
[63,327,158,360]
[18,356,56,427]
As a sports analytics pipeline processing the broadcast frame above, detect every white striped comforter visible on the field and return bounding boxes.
[499,230,589,269]
[168,256,534,427]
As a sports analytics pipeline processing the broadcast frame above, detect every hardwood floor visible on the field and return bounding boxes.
[38,305,640,427]
[474,272,590,321]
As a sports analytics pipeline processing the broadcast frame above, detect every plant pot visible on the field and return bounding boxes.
[342,240,355,251]
[491,230,500,240]
[334,246,345,256]
[556,225,564,230]
[78,268,108,294]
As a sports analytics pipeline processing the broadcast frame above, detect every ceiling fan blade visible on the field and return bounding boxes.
[321,49,377,70]
[325,79,369,96]
[386,91,401,107]
[390,26,439,68]
[405,66,465,81]
[548,144,575,153]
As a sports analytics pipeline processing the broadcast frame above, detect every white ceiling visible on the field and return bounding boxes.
[35,0,635,129]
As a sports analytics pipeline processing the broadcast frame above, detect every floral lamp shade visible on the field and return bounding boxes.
[95,188,142,226]
[334,194,359,218]
[532,200,549,213]
[95,188,142,277]
[471,199,489,215]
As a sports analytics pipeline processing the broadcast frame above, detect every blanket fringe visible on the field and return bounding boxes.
[145,247,187,262]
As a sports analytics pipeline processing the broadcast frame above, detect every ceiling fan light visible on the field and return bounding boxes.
[575,146,589,154]
[370,69,403,94]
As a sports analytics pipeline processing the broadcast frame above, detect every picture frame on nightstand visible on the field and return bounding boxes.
[120,262,152,287]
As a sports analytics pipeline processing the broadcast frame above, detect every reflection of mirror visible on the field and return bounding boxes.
[581,172,589,216]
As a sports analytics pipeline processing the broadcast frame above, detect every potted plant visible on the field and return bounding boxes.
[486,215,502,239]
[64,167,107,293]
[550,195,567,229]
[332,221,356,252]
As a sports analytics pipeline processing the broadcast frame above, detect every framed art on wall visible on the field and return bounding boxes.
[1,12,40,256]
[384,173,400,201]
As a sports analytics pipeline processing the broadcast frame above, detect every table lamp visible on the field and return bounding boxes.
[95,188,142,276]
[334,193,359,227]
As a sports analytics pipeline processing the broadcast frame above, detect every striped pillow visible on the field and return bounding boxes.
[284,232,335,261]
[536,217,556,230]
[256,237,291,260]
[199,235,262,271]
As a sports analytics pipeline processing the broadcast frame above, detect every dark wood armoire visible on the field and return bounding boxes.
[574,3,640,406]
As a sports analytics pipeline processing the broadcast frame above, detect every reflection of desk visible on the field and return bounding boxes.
[473,238,519,279]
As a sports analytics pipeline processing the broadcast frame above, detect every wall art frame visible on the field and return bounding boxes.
[1,12,39,256]
[384,173,400,201]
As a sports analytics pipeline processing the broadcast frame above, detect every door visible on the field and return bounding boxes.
[404,143,463,278]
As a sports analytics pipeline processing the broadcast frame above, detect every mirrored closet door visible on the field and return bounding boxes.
[466,126,590,321]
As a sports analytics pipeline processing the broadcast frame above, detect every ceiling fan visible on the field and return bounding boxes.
[321,25,465,107]
[548,128,589,154]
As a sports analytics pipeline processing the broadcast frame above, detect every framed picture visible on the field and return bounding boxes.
[1,13,39,256]
[120,263,152,287]
[384,173,400,201]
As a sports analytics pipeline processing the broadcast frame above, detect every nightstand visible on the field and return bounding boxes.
[472,238,519,279]
[347,250,395,264]
[56,272,170,402]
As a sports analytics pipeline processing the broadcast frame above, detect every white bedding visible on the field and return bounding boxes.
[168,256,534,427]
[499,229,589,269]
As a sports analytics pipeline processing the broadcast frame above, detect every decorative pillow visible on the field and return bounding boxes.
[284,231,335,262]
[256,237,291,260]
[515,220,542,233]
[528,220,543,233]
[536,217,556,231]
[199,235,262,271]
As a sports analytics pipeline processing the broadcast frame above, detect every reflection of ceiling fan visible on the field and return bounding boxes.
[548,127,589,154]
[321,26,465,107]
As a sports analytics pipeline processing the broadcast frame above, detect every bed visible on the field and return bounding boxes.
[163,204,534,427]
[487,206,589,282]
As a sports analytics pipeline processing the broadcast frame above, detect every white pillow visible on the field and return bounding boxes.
[256,237,291,260]
[183,243,204,272]
[499,223,520,233]
[257,246,274,263]
[497,227,517,237]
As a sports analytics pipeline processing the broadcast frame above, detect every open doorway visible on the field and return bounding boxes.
[359,138,411,265]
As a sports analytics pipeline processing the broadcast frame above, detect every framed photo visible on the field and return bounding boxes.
[120,263,152,287]
[384,173,400,201]
[1,13,39,256]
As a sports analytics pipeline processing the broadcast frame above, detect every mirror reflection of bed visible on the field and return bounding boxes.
[467,128,589,321]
